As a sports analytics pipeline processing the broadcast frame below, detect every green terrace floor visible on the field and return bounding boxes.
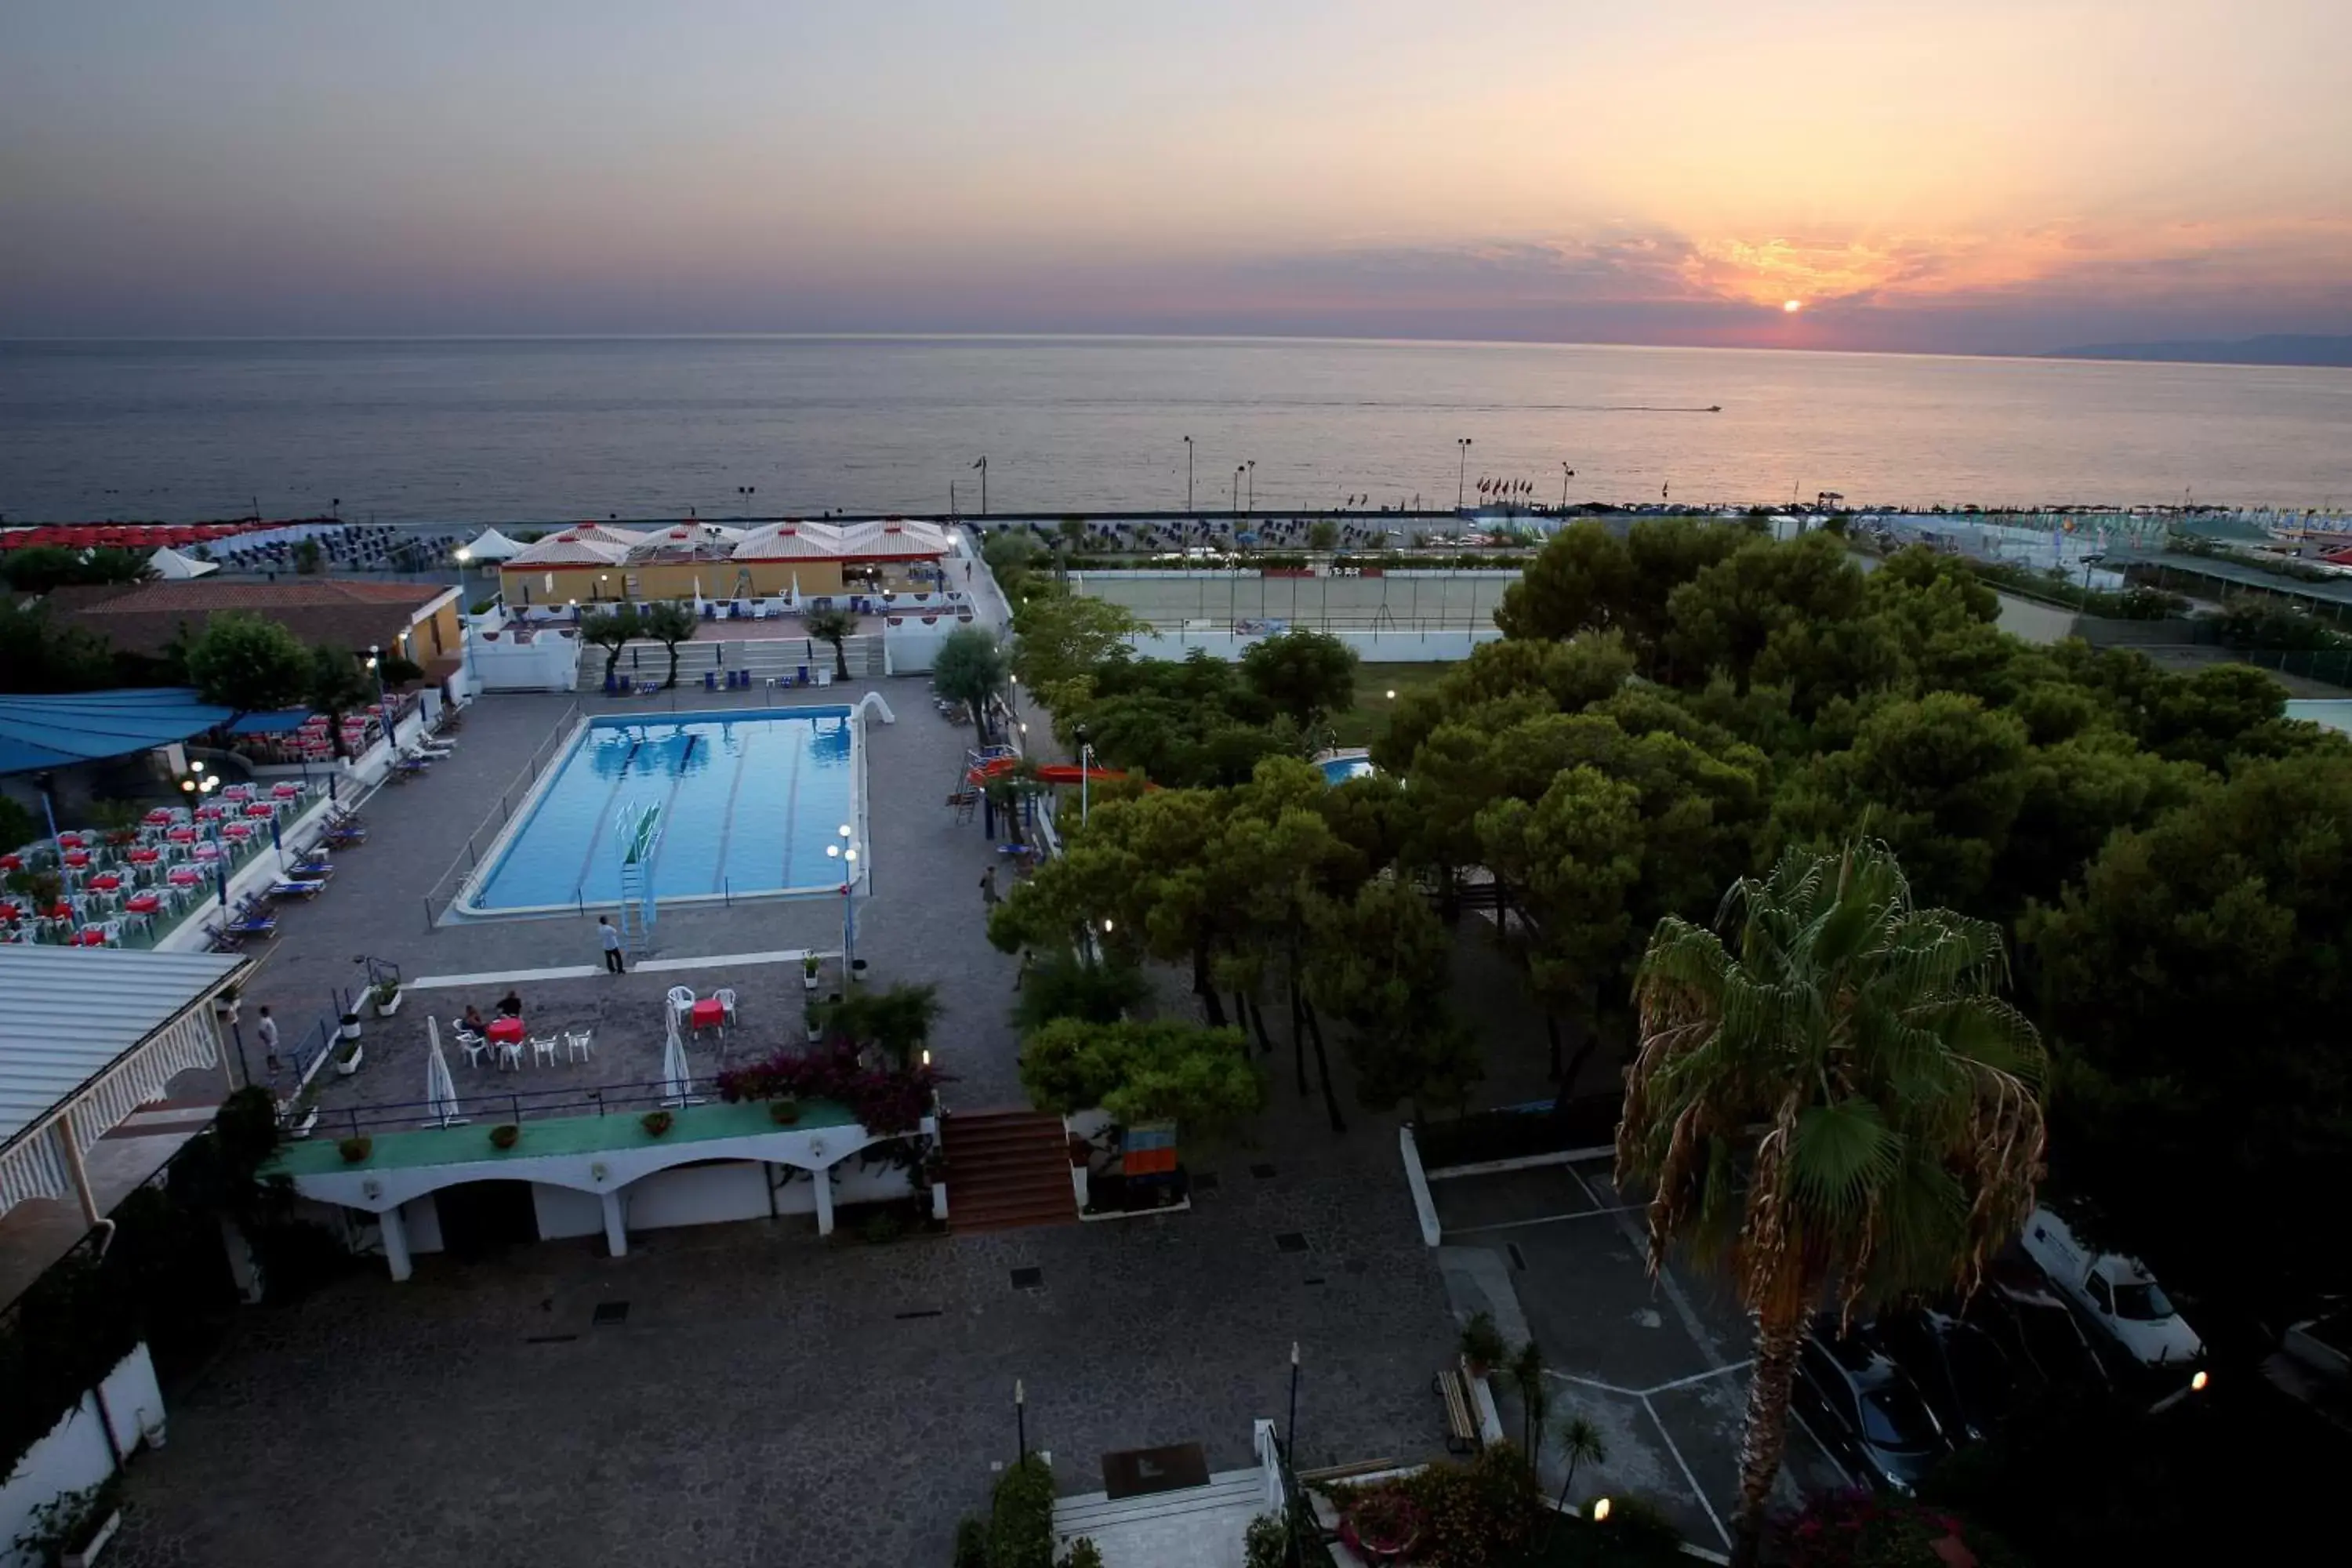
[267,1096,862,1175]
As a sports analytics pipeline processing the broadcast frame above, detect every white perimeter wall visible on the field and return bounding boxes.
[394,1161,919,1248]
[0,1343,162,1568]
[468,626,585,691]
[1118,626,1504,663]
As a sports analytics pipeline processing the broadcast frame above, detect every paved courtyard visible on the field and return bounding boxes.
[110,1085,1454,1568]
[230,680,1036,1109]
[101,674,1463,1568]
[1431,1156,1849,1553]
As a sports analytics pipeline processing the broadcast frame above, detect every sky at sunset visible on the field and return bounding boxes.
[4,1,2347,353]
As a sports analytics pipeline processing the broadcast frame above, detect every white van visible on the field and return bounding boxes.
[2018,1207,2205,1368]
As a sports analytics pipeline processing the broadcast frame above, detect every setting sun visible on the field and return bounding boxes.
[1783,299,1804,314]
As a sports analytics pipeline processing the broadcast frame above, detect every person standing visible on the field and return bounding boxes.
[256,1004,279,1073]
[980,865,1000,907]
[597,914,625,974]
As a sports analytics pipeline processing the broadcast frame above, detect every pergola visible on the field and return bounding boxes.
[0,947,249,1272]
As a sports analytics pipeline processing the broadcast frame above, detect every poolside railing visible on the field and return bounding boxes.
[312,1077,750,1139]
[418,700,583,927]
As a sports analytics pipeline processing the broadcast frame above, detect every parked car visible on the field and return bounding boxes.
[2018,1207,2205,1370]
[1792,1320,1951,1493]
[1875,1308,2018,1445]
[1964,1257,2113,1393]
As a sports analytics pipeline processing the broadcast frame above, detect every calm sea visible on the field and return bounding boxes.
[2,337,2347,524]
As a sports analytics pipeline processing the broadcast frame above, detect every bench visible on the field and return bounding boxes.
[1435,1362,1483,1454]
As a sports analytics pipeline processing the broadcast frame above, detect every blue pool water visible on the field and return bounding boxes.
[465,709,858,913]
[1319,755,1376,786]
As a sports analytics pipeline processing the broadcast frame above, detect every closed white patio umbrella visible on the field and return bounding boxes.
[426,1016,465,1127]
[660,1004,694,1106]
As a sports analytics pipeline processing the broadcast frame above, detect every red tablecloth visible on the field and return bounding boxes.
[55,833,85,848]
[222,823,254,839]
[143,808,175,825]
[45,903,73,920]
[168,868,203,885]
[0,855,20,872]
[271,783,301,797]
[129,848,161,863]
[690,998,725,1029]
[0,902,19,921]
[62,851,90,867]
[87,874,122,891]
[192,844,223,859]
[71,928,108,946]
[487,1017,527,1044]
[125,894,162,914]
[245,802,276,817]
[166,826,197,842]
[194,806,225,821]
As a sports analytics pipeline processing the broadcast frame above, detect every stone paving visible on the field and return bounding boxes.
[236,681,1033,1109]
[107,675,1465,1568]
[108,1083,1455,1568]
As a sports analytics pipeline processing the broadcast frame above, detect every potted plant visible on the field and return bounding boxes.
[338,1008,362,1043]
[338,1134,372,1163]
[1459,1310,1508,1376]
[212,984,241,1022]
[1338,1489,1425,1565]
[768,1096,801,1125]
[334,1040,363,1076]
[489,1123,520,1150]
[802,953,822,992]
[370,978,402,1018]
[641,1109,674,1137]
[804,1004,825,1044]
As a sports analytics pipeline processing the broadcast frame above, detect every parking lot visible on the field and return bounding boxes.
[1428,1156,1850,1553]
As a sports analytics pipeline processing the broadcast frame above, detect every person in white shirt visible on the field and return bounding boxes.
[256,1005,279,1071]
[597,915,625,975]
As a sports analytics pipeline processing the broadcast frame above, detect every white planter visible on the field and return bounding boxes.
[372,989,403,1018]
[339,1015,362,1042]
[64,1508,122,1568]
[335,1044,364,1076]
[803,972,821,993]
[805,1019,824,1044]
[932,1183,949,1221]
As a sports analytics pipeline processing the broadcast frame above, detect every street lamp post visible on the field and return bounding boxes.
[366,644,391,747]
[1184,436,1194,512]
[1246,460,1255,511]
[826,825,860,971]
[1078,735,1096,825]
[1288,1342,1301,1462]
[455,546,471,602]
[1561,462,1575,509]
[1015,1379,1027,1464]
[972,456,989,515]
[1457,438,1472,508]
[1233,466,1243,516]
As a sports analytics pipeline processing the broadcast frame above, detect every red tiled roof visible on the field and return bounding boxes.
[44,579,454,659]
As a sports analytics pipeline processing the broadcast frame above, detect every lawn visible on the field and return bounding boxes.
[1327,662,1455,750]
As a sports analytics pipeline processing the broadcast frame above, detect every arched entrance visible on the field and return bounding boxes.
[434,1180,539,1259]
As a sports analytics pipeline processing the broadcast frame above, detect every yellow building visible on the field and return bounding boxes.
[497,519,953,607]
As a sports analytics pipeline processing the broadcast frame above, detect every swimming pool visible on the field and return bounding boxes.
[459,708,862,916]
[1319,753,1376,786]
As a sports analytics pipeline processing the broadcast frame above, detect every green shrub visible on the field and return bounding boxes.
[1459,1309,1508,1369]
[985,1454,1057,1568]
[952,1516,989,1568]
[1243,1512,1288,1568]
[1060,1540,1104,1568]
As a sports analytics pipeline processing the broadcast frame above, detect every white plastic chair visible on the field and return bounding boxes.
[565,1029,594,1063]
[666,985,695,1022]
[531,1034,559,1067]
[498,1038,524,1071]
[715,988,738,1025]
[455,1029,488,1070]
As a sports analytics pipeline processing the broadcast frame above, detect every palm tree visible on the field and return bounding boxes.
[1617,840,2045,1568]
[804,607,855,681]
[1550,1414,1608,1530]
[1509,1340,1550,1463]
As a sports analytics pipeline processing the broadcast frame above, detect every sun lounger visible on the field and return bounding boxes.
[269,879,328,898]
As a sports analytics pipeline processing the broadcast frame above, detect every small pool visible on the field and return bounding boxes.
[1319,753,1376,786]
[460,708,861,915]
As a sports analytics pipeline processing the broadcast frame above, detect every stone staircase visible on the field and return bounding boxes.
[1052,1470,1271,1568]
[941,1109,1078,1233]
[575,633,882,691]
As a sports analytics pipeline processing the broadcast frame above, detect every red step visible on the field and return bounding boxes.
[942,1109,1078,1233]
